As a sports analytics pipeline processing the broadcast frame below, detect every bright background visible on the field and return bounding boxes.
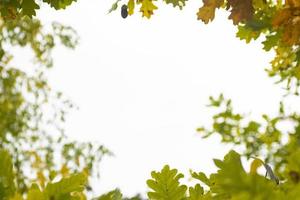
[32,0,286,197]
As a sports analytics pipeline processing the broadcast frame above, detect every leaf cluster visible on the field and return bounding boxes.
[144,150,300,200]
[197,94,300,182]
[0,10,110,196]
[0,0,77,19]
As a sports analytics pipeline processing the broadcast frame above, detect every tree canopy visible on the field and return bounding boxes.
[0,2,111,197]
[112,0,300,93]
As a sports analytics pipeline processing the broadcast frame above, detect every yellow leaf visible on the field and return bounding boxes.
[128,0,135,15]
[250,158,264,175]
[139,0,158,18]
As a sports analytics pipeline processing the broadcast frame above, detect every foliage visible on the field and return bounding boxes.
[0,7,110,196]
[197,94,300,181]
[0,0,77,19]
[107,0,300,94]
[144,150,296,200]
[2,0,300,199]
[0,148,88,200]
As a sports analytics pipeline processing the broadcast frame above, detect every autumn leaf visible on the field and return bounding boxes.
[197,0,224,24]
[282,22,300,45]
[272,8,292,28]
[227,0,254,24]
[272,8,300,45]
[139,0,158,18]
[197,7,215,24]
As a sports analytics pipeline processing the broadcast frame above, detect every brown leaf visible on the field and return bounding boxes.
[227,0,254,24]
[272,8,292,28]
[272,8,300,45]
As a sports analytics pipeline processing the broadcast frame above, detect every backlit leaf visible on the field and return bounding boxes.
[147,165,187,200]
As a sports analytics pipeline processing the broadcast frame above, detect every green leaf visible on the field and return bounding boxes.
[45,172,87,199]
[209,150,283,199]
[245,19,269,31]
[236,25,260,43]
[146,165,187,200]
[21,0,40,17]
[262,33,280,51]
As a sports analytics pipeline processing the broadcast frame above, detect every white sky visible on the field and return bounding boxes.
[34,0,288,197]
